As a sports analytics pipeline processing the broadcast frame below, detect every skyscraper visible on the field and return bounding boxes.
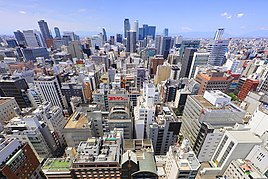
[54,27,61,39]
[179,47,197,78]
[133,20,139,40]
[126,30,136,53]
[142,24,149,40]
[102,27,107,42]
[14,30,27,46]
[23,30,40,47]
[214,28,224,40]
[207,39,229,66]
[34,76,67,109]
[116,34,123,43]
[0,77,31,109]
[164,28,168,37]
[148,26,156,39]
[38,20,52,41]
[124,18,130,38]
[160,36,172,59]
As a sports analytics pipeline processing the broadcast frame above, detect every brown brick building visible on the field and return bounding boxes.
[0,139,43,179]
[195,69,234,95]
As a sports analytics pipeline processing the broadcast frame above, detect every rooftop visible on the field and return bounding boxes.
[64,111,90,129]
[0,97,15,105]
[42,158,71,172]
[227,130,262,143]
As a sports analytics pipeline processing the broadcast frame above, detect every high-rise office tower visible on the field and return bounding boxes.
[133,20,139,40]
[38,20,52,41]
[34,30,46,47]
[207,39,229,66]
[179,47,197,78]
[149,106,181,155]
[164,28,168,37]
[214,28,224,40]
[34,76,67,109]
[102,27,107,42]
[23,30,45,47]
[124,18,130,38]
[0,77,31,109]
[148,26,156,39]
[142,24,149,39]
[0,138,44,179]
[209,131,261,175]
[181,91,246,162]
[14,30,27,46]
[126,30,136,53]
[160,36,172,59]
[207,29,229,66]
[67,41,84,59]
[54,27,61,39]
[4,115,58,159]
[188,51,210,78]
[116,33,123,43]
[138,27,144,40]
[134,82,156,139]
[109,36,115,45]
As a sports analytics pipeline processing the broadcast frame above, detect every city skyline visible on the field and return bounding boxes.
[1,0,268,37]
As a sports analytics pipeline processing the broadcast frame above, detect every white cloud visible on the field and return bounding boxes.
[19,11,26,14]
[260,27,268,30]
[181,27,193,31]
[237,13,244,18]
[221,12,232,19]
[78,8,86,12]
[221,12,228,17]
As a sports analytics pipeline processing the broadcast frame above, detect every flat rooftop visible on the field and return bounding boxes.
[194,96,214,108]
[42,158,71,172]
[65,111,89,129]
[193,95,243,112]
[0,97,14,105]
[227,131,262,143]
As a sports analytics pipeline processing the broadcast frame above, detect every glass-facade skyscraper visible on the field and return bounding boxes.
[124,19,130,38]
[54,27,61,39]
[38,20,52,41]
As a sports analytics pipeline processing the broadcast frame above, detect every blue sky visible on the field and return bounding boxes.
[1,0,268,37]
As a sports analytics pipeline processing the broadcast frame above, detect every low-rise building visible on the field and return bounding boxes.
[42,158,73,179]
[70,128,123,179]
[0,97,20,126]
[63,111,94,148]
[224,159,267,179]
[165,139,200,179]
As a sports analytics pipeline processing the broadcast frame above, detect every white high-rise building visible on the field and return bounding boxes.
[188,51,210,78]
[246,144,268,175]
[34,76,68,109]
[134,82,156,139]
[149,106,181,155]
[214,28,224,40]
[4,116,57,159]
[247,104,268,137]
[33,101,66,147]
[205,130,262,175]
[207,39,229,66]
[133,20,139,40]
